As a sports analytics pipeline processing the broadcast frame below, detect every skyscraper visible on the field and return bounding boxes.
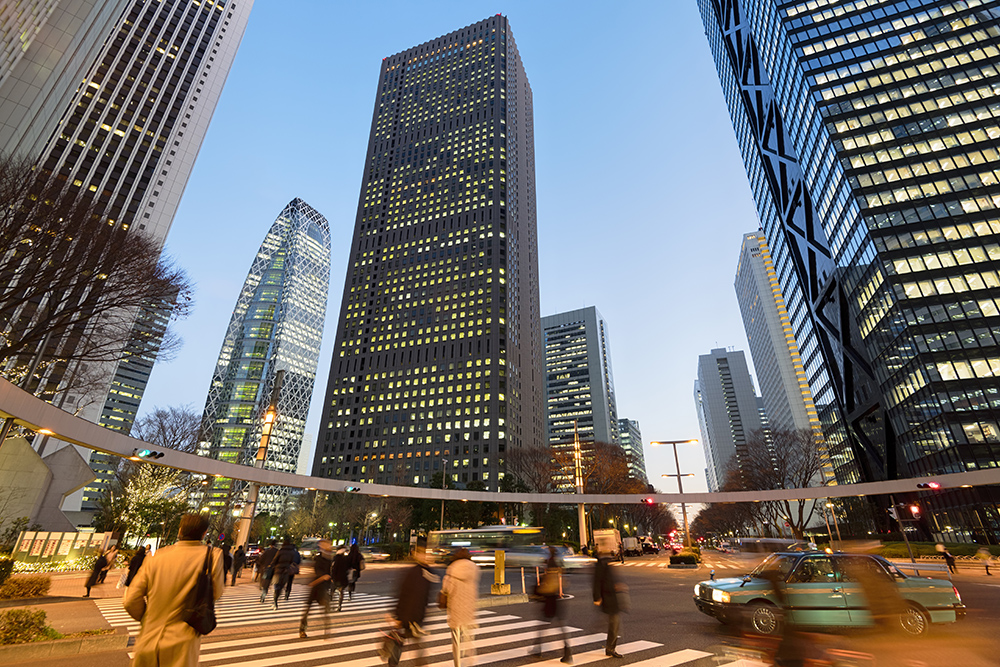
[694,348,766,491]
[735,231,833,480]
[618,418,648,484]
[313,16,543,492]
[542,307,620,490]
[198,198,330,515]
[0,0,253,515]
[701,0,1000,539]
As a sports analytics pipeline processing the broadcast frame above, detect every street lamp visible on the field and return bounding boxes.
[235,370,285,550]
[653,439,699,549]
[440,458,448,530]
[825,502,842,546]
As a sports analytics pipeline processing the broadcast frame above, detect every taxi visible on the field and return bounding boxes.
[694,551,965,636]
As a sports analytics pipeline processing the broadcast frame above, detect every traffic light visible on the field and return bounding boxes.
[132,448,164,460]
[909,504,921,518]
[642,497,655,505]
[344,486,361,493]
[888,506,898,520]
[916,481,941,489]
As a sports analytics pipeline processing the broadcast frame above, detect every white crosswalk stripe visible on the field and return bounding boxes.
[103,587,719,667]
[93,585,394,636]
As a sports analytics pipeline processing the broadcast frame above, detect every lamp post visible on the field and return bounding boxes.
[235,370,285,550]
[653,439,698,549]
[825,502,842,546]
[440,458,448,530]
[574,423,588,549]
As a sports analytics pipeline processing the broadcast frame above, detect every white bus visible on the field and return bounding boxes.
[428,526,545,566]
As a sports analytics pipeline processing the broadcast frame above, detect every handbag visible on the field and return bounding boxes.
[183,546,217,635]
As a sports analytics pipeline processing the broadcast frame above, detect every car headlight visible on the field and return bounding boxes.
[712,588,731,604]
[694,584,701,596]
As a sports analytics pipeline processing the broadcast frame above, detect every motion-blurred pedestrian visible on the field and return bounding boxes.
[124,513,224,667]
[332,545,350,610]
[347,543,365,600]
[84,548,109,597]
[976,547,993,575]
[299,539,333,638]
[442,547,480,667]
[98,546,119,584]
[533,546,571,663]
[257,540,278,603]
[592,548,623,658]
[232,546,246,585]
[221,544,233,585]
[271,537,299,609]
[380,537,438,667]
[283,545,301,600]
[943,549,957,574]
[125,546,148,587]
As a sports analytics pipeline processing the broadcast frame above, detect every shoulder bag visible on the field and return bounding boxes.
[183,546,217,635]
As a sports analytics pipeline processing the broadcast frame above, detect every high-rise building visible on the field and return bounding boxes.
[198,198,330,515]
[0,0,254,515]
[735,231,833,480]
[542,307,619,490]
[313,16,543,492]
[695,348,766,491]
[701,0,1000,540]
[618,418,647,483]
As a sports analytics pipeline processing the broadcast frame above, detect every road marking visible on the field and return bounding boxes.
[532,641,662,666]
[622,649,714,666]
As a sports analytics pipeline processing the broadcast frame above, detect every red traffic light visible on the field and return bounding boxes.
[642,497,655,505]
[916,481,941,489]
[909,505,920,517]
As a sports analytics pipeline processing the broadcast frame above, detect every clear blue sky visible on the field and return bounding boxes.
[140,1,763,495]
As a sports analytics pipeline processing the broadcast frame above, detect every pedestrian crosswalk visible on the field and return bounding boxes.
[192,607,718,667]
[93,585,395,636]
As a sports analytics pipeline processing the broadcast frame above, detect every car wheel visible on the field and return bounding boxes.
[898,603,929,636]
[747,601,781,636]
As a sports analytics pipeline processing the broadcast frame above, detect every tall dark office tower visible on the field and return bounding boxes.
[701,0,1000,540]
[0,0,253,516]
[313,16,543,492]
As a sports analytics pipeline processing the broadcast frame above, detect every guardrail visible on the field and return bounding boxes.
[890,561,952,580]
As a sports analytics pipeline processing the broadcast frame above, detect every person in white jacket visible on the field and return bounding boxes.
[441,548,481,667]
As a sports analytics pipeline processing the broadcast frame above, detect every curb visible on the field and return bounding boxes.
[0,627,128,664]
[478,594,530,607]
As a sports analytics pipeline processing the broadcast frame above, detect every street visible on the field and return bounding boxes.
[35,551,997,667]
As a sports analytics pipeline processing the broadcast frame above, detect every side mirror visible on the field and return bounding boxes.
[740,574,751,588]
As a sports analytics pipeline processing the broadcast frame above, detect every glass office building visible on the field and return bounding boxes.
[701,0,1000,540]
[198,198,330,515]
[313,16,544,491]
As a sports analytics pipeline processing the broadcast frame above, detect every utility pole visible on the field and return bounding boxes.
[235,369,284,550]
[654,439,698,549]
[574,422,588,549]
[440,458,448,530]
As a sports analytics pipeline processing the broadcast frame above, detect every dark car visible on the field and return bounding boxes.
[694,551,965,636]
[642,542,660,555]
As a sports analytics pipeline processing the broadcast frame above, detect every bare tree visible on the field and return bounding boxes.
[505,443,556,493]
[727,428,823,539]
[0,153,192,399]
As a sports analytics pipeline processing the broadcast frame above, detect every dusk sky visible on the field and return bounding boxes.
[139,1,765,496]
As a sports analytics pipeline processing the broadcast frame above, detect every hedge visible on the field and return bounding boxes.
[0,574,52,600]
[0,557,13,586]
[0,609,59,645]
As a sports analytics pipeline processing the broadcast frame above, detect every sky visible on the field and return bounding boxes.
[139,0,765,496]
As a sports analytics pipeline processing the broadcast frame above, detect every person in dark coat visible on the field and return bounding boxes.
[281,546,302,601]
[221,544,233,585]
[383,539,438,667]
[231,546,246,585]
[593,549,623,658]
[97,546,118,584]
[257,540,279,603]
[332,545,350,611]
[125,545,148,587]
[84,549,109,597]
[347,543,364,599]
[299,540,332,638]
[533,546,572,663]
[270,538,299,610]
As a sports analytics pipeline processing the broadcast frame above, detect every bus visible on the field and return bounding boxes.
[736,537,814,553]
[428,526,546,566]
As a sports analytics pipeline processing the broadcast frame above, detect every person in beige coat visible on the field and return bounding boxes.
[441,548,480,667]
[124,514,225,667]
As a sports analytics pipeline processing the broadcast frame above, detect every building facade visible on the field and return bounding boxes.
[313,16,543,492]
[542,307,620,490]
[700,0,1000,540]
[0,0,253,515]
[198,198,330,515]
[618,418,647,483]
[736,231,833,480]
[695,348,766,491]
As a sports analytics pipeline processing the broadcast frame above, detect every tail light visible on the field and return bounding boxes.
[953,585,962,604]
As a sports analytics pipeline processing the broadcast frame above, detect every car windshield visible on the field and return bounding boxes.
[748,553,799,579]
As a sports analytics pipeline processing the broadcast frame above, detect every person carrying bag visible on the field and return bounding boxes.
[124,514,224,667]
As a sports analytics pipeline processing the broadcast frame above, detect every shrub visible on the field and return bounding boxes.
[0,608,60,645]
[387,542,410,561]
[0,574,52,599]
[670,552,701,565]
[0,557,13,586]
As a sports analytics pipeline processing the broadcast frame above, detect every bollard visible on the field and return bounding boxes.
[491,549,511,595]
